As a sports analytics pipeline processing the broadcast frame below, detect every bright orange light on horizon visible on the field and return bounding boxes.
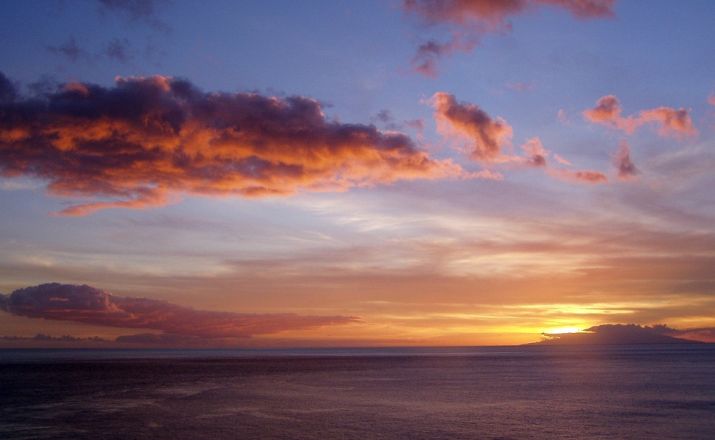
[544,326,582,335]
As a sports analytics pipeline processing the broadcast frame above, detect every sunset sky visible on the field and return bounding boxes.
[1,0,714,347]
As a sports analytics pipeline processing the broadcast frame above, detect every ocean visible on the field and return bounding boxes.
[1,345,714,439]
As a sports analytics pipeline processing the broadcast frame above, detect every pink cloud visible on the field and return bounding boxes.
[612,140,638,180]
[556,109,569,124]
[638,107,697,137]
[547,168,608,183]
[430,91,608,184]
[583,95,697,137]
[553,153,572,165]
[518,138,608,184]
[506,81,535,92]
[521,137,548,167]
[0,73,469,216]
[403,0,615,76]
[0,283,357,339]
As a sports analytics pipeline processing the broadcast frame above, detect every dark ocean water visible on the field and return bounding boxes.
[1,345,714,439]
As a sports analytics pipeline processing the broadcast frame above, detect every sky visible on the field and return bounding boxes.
[1,0,714,347]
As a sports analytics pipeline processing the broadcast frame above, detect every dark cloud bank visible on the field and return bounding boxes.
[0,283,357,345]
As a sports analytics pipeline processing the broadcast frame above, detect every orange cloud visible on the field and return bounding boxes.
[432,92,513,162]
[553,153,572,165]
[638,107,697,137]
[0,283,356,339]
[526,138,607,184]
[583,95,697,137]
[403,0,615,76]
[0,73,468,215]
[521,137,548,167]
[404,0,614,26]
[547,167,608,184]
[431,92,607,183]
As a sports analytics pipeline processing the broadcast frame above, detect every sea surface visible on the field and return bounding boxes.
[1,345,714,439]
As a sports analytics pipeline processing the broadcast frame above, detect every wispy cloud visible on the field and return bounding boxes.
[612,140,638,180]
[0,283,357,339]
[432,92,607,182]
[583,95,697,137]
[403,0,615,76]
[98,0,170,31]
[47,36,89,62]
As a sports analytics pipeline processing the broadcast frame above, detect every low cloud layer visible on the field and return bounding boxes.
[0,283,357,339]
[583,95,696,137]
[403,0,615,76]
[0,72,466,215]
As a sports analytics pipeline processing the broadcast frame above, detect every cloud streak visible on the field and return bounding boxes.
[432,93,607,183]
[98,0,169,31]
[403,0,615,76]
[583,95,697,137]
[0,283,357,339]
[0,73,467,215]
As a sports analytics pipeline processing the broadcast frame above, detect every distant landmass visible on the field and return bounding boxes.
[531,324,705,345]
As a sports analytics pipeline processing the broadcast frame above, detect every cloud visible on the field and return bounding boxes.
[432,92,513,162]
[113,333,201,344]
[0,283,357,339]
[0,72,17,103]
[431,93,607,183]
[0,73,467,215]
[105,38,133,63]
[519,138,607,185]
[613,140,638,179]
[673,327,715,343]
[553,153,571,165]
[556,109,568,124]
[0,333,106,342]
[546,167,607,184]
[506,81,535,92]
[98,0,169,30]
[521,137,548,167]
[47,36,89,62]
[537,323,708,345]
[638,107,698,137]
[583,95,697,137]
[520,138,605,183]
[412,35,479,78]
[709,94,715,106]
[540,0,615,18]
[403,0,615,76]
[404,0,614,26]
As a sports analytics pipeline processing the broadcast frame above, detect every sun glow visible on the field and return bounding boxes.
[545,326,582,335]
